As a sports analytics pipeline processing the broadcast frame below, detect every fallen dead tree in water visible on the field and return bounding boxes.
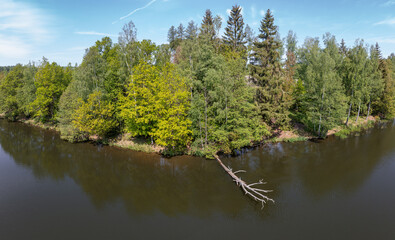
[214,154,275,209]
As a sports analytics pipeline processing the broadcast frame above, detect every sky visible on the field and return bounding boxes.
[0,0,395,66]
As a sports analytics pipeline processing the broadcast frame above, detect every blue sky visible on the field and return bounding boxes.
[1,0,394,66]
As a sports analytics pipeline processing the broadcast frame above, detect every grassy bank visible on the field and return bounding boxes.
[333,116,378,139]
[109,134,163,154]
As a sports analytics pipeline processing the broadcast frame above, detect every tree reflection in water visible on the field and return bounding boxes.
[0,119,394,217]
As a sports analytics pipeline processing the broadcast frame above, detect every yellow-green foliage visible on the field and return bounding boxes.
[119,62,191,148]
[119,62,159,137]
[152,64,192,147]
[31,62,71,122]
[72,91,118,138]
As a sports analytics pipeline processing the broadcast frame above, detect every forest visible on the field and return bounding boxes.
[0,5,394,156]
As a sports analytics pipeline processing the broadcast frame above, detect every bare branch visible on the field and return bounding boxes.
[214,155,275,209]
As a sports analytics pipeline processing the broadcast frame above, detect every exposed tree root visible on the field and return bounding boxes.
[214,154,275,209]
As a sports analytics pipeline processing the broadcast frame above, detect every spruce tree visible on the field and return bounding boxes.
[223,5,246,51]
[250,9,290,128]
[339,39,348,56]
[185,21,198,40]
[200,9,215,40]
[167,25,177,50]
[176,24,185,40]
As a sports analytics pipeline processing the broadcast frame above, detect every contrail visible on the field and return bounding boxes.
[112,0,157,24]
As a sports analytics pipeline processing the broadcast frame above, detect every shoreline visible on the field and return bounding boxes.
[0,114,385,157]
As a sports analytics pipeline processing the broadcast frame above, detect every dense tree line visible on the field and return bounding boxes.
[1,5,394,155]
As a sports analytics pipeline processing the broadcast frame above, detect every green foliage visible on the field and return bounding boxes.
[31,62,71,122]
[185,21,198,40]
[298,36,347,137]
[0,64,24,120]
[179,38,270,153]
[374,58,395,118]
[119,62,191,148]
[151,64,192,148]
[342,40,383,124]
[200,9,216,41]
[57,78,85,141]
[251,9,291,129]
[1,7,393,156]
[16,63,37,117]
[334,120,375,139]
[119,62,160,138]
[72,91,118,138]
[223,5,246,51]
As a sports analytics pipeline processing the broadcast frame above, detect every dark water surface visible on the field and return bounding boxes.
[0,119,394,239]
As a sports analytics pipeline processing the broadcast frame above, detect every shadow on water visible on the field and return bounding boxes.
[0,120,253,218]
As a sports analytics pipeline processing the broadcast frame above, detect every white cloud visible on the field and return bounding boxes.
[251,6,256,18]
[0,0,51,60]
[113,0,157,24]
[0,34,30,58]
[226,9,231,16]
[381,0,395,6]
[260,10,266,17]
[75,31,116,37]
[374,17,395,25]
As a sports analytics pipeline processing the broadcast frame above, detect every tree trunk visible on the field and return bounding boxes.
[355,100,361,123]
[214,154,274,209]
[318,114,322,137]
[346,102,352,126]
[345,89,353,126]
[199,112,204,149]
[204,91,208,148]
[225,95,228,127]
[366,100,371,121]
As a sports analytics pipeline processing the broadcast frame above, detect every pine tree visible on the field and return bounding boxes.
[185,21,198,40]
[200,9,215,40]
[339,39,348,56]
[176,24,185,40]
[223,5,246,51]
[250,9,290,128]
[167,25,177,50]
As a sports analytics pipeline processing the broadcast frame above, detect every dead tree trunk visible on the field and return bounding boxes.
[214,155,274,209]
